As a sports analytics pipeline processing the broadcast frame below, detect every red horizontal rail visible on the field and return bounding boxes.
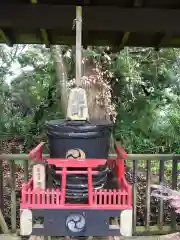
[47,158,107,168]
[56,170,99,174]
[20,204,131,210]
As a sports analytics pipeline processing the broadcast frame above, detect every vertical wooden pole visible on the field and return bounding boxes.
[75,6,82,86]
[158,159,164,229]
[132,160,137,234]
[9,160,16,232]
[24,160,29,183]
[0,160,4,213]
[0,159,9,234]
[171,156,178,231]
[146,160,151,230]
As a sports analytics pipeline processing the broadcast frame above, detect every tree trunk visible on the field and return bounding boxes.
[50,45,68,116]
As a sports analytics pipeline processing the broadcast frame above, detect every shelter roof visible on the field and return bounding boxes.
[0,1,180,48]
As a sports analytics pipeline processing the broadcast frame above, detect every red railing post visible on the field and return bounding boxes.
[115,142,128,184]
[88,167,93,205]
[29,142,45,161]
[61,167,67,205]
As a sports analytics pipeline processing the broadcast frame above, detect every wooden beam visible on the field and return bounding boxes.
[30,0,51,47]
[84,7,180,32]
[119,32,130,50]
[83,0,91,5]
[0,5,75,29]
[133,0,144,7]
[156,32,173,49]
[0,29,14,46]
[40,29,51,47]
[1,5,180,32]
[118,0,143,50]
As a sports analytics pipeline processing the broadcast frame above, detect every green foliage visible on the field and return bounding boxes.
[0,44,179,153]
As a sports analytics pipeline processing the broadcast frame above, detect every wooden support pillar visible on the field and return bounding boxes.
[0,29,14,47]
[40,29,51,48]
[0,159,9,233]
[9,160,16,233]
[0,160,3,213]
[155,32,173,50]
[75,6,82,86]
[30,0,51,47]
[120,32,130,50]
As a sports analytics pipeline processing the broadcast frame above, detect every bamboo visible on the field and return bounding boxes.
[75,6,82,86]
[50,45,68,116]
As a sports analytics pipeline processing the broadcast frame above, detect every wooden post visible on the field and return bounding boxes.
[75,6,82,86]
[67,6,89,120]
[0,160,3,213]
[9,160,16,232]
[24,160,29,182]
[0,157,9,234]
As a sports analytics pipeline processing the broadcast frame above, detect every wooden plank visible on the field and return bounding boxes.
[0,0,177,6]
[9,160,16,233]
[0,5,180,32]
[0,5,75,29]
[83,7,180,32]
[135,225,180,235]
[127,155,180,160]
[1,30,180,48]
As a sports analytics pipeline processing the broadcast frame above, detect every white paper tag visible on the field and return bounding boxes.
[33,163,45,190]
[67,87,89,120]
